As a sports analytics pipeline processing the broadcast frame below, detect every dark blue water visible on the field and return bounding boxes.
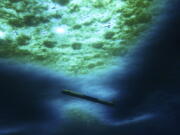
[0,1,180,135]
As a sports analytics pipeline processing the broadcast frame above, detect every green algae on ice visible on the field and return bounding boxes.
[0,0,164,75]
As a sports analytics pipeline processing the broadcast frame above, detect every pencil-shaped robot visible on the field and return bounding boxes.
[62,89,114,107]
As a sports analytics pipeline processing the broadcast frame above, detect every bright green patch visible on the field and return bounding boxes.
[0,0,164,75]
